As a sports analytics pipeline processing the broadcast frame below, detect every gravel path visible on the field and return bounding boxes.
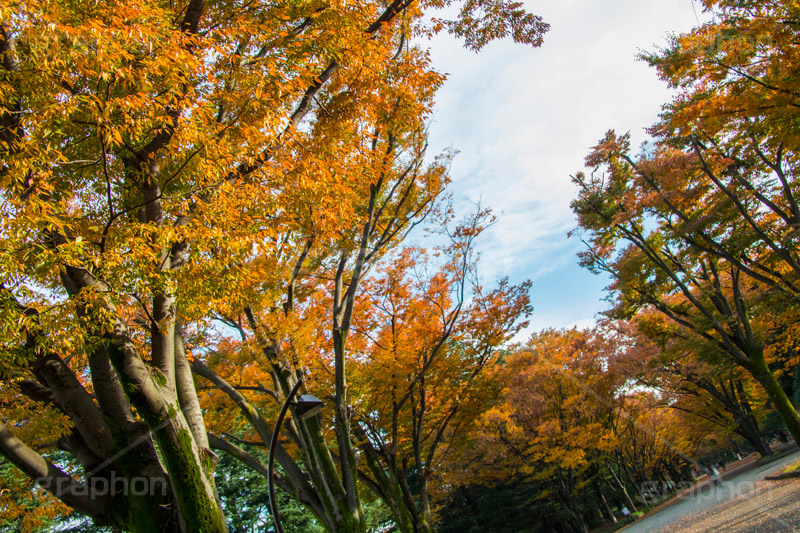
[622,450,800,533]
[660,478,800,532]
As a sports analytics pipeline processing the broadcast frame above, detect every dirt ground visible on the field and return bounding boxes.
[618,447,800,533]
[650,477,800,533]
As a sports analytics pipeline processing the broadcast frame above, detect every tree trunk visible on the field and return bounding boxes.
[417,482,434,533]
[593,479,617,524]
[103,331,228,533]
[604,463,637,512]
[733,379,773,457]
[734,414,772,457]
[749,357,800,446]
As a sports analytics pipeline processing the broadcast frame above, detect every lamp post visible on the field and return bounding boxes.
[267,378,324,533]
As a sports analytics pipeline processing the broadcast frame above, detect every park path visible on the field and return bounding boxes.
[620,449,800,533]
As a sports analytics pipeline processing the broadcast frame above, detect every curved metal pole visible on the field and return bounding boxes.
[268,378,304,533]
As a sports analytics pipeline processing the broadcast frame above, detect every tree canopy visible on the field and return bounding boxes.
[5,0,800,532]
[0,0,547,530]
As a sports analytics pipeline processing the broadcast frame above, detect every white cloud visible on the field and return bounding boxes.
[424,0,705,330]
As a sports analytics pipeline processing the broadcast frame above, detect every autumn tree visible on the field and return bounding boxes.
[191,207,530,533]
[0,0,548,530]
[571,0,800,442]
[453,329,625,533]
[609,391,700,500]
[612,316,772,457]
[188,45,454,532]
[572,132,800,444]
[445,327,704,533]
[348,212,532,532]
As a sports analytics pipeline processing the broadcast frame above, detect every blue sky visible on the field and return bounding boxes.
[424,0,707,333]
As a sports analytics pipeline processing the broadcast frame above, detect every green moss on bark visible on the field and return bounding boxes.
[159,427,227,532]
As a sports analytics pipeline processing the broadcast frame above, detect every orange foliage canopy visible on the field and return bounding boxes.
[444,328,703,532]
[572,0,800,446]
[0,0,548,529]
